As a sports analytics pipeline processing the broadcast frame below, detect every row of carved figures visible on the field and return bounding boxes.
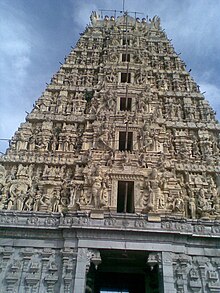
[0,181,219,218]
[50,66,198,93]
[10,122,220,160]
[74,35,176,56]
[143,178,220,218]
[0,165,220,218]
[30,91,214,126]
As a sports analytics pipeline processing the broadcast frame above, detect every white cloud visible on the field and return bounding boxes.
[0,6,31,86]
[0,2,32,151]
[71,1,99,28]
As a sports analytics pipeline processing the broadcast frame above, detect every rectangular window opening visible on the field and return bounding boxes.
[123,38,130,46]
[120,97,132,111]
[121,73,131,83]
[122,54,130,62]
[119,131,133,151]
[117,181,134,213]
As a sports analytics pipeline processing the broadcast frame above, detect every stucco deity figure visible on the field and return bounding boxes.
[40,194,52,212]
[0,166,6,187]
[15,190,26,211]
[173,195,184,213]
[7,193,15,210]
[197,188,213,216]
[188,197,196,219]
[52,190,61,212]
[24,192,34,211]
[91,168,103,208]
[213,196,220,214]
[16,132,28,151]
[90,11,99,25]
[33,190,43,212]
[156,186,165,210]
[143,181,155,212]
[17,164,28,178]
[68,182,82,209]
[9,182,28,211]
[106,67,117,83]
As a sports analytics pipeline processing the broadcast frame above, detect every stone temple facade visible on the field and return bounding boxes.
[0,11,220,293]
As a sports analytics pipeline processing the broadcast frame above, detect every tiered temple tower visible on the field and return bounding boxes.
[0,11,220,293]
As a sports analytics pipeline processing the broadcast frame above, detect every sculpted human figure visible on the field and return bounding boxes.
[0,166,6,186]
[52,190,61,212]
[40,194,52,212]
[213,196,220,214]
[197,188,212,216]
[144,181,155,211]
[99,181,109,207]
[33,190,43,212]
[7,193,15,210]
[16,132,28,151]
[106,151,114,167]
[9,182,28,211]
[188,197,196,219]
[154,103,163,118]
[191,139,200,157]
[150,168,159,180]
[17,164,28,177]
[24,192,34,211]
[91,168,103,208]
[122,151,131,169]
[173,194,184,213]
[68,182,81,209]
[15,190,26,211]
[198,188,206,205]
[138,153,147,168]
[0,184,7,209]
[212,140,219,155]
[156,185,165,210]
[106,66,117,83]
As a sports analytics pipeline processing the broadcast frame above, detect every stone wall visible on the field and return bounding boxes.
[0,211,220,292]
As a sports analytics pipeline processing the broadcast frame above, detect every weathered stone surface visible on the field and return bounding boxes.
[0,10,220,292]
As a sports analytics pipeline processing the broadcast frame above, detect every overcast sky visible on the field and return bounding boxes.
[0,0,220,153]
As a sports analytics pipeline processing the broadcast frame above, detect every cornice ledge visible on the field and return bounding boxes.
[0,211,219,238]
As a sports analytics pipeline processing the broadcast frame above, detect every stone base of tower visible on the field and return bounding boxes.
[0,211,220,292]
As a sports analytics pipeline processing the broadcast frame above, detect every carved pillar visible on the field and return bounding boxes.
[175,254,190,293]
[44,258,59,292]
[61,248,77,293]
[2,247,13,268]
[37,248,53,293]
[25,264,40,293]
[162,252,176,293]
[73,248,89,292]
[147,252,164,293]
[5,261,21,293]
[73,248,101,293]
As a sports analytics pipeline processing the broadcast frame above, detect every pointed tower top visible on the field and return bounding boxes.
[0,9,219,222]
[90,10,160,29]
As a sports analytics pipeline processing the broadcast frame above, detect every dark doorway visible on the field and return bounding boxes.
[122,54,131,62]
[119,132,133,151]
[117,181,134,213]
[95,272,145,293]
[120,97,132,111]
[121,72,131,83]
[89,250,161,293]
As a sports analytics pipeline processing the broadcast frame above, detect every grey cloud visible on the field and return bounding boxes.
[0,0,220,152]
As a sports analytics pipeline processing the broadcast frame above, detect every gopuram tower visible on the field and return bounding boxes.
[0,11,220,293]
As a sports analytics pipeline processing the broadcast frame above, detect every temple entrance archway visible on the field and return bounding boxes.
[86,250,161,293]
